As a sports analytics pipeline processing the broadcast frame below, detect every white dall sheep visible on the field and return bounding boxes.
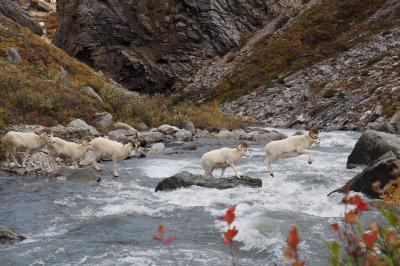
[264,128,320,177]
[46,137,90,169]
[1,128,53,167]
[90,137,139,177]
[200,141,249,178]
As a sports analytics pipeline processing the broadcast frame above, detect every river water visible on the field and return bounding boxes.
[0,129,371,265]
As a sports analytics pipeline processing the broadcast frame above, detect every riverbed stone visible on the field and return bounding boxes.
[0,225,26,244]
[158,124,180,135]
[329,151,400,198]
[138,131,164,143]
[182,142,197,150]
[347,130,400,168]
[183,121,196,135]
[94,112,113,128]
[68,119,100,136]
[174,129,193,141]
[147,143,165,155]
[155,171,262,191]
[49,166,103,182]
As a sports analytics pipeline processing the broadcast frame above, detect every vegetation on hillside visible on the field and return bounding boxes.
[0,14,244,131]
[210,0,398,102]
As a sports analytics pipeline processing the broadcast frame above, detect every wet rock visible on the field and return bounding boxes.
[6,47,21,63]
[174,129,193,142]
[155,171,262,191]
[0,225,26,244]
[347,130,400,169]
[147,143,165,155]
[49,166,103,182]
[163,148,178,155]
[81,86,102,102]
[329,151,400,198]
[68,119,99,136]
[182,142,197,150]
[94,112,113,128]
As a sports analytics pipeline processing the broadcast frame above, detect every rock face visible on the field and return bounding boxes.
[347,130,400,169]
[0,225,26,244]
[155,171,262,191]
[329,152,400,198]
[55,0,298,93]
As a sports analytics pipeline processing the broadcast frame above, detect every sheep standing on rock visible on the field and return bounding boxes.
[1,129,53,168]
[90,137,139,177]
[46,137,91,170]
[200,141,250,178]
[264,128,320,177]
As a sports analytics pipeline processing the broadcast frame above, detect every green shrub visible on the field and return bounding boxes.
[322,89,336,98]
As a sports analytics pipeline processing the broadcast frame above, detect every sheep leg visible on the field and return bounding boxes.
[296,148,314,164]
[21,149,32,168]
[220,167,226,178]
[228,163,241,179]
[113,161,119,177]
[11,147,22,167]
[264,158,274,177]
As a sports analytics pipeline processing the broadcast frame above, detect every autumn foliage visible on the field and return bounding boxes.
[284,225,305,266]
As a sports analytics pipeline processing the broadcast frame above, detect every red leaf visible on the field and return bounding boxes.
[223,237,233,246]
[164,236,176,245]
[300,261,305,266]
[344,210,358,224]
[330,223,339,232]
[152,236,162,241]
[386,231,396,245]
[353,195,368,212]
[158,225,165,235]
[363,231,378,248]
[288,225,299,247]
[224,227,238,240]
[219,205,236,225]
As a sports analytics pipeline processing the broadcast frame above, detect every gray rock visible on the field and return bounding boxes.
[155,171,262,191]
[0,0,43,35]
[163,148,178,155]
[68,119,99,136]
[6,47,21,63]
[174,129,193,141]
[0,225,26,244]
[216,130,235,139]
[49,166,103,182]
[138,131,164,143]
[182,142,197,150]
[137,122,149,131]
[108,129,138,141]
[183,121,196,135]
[94,112,113,128]
[147,143,165,155]
[113,122,137,132]
[82,86,102,102]
[245,131,287,143]
[30,0,54,12]
[375,123,396,134]
[49,125,90,141]
[347,130,400,168]
[390,110,400,134]
[158,124,180,135]
[329,151,400,198]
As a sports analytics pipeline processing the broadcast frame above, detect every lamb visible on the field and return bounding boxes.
[264,128,320,177]
[1,128,53,167]
[90,137,139,177]
[46,137,91,169]
[200,141,249,178]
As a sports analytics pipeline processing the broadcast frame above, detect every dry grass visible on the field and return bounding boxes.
[0,14,243,131]
[211,0,392,102]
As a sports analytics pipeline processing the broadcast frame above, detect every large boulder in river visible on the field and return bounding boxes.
[49,167,103,182]
[347,130,400,169]
[329,152,400,198]
[0,225,26,244]
[155,171,262,191]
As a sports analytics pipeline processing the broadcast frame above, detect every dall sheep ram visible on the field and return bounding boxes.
[264,128,320,177]
[200,141,249,178]
[1,128,53,167]
[46,137,91,169]
[90,137,139,177]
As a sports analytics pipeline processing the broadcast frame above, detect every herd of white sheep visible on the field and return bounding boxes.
[1,128,320,178]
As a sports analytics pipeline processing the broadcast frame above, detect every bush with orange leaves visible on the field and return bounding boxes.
[284,225,305,266]
[218,205,239,266]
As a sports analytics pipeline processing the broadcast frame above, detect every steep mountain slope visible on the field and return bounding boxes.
[0,5,242,131]
[185,0,400,130]
[55,0,303,93]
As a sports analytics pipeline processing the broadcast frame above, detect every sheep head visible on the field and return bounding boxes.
[236,141,250,157]
[37,128,54,144]
[308,128,320,144]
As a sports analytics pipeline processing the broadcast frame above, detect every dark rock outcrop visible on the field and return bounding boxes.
[0,0,43,35]
[155,171,262,191]
[347,130,400,169]
[0,225,26,244]
[55,0,288,93]
[49,167,104,182]
[329,152,400,198]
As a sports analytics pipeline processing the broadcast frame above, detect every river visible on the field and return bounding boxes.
[0,129,372,265]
